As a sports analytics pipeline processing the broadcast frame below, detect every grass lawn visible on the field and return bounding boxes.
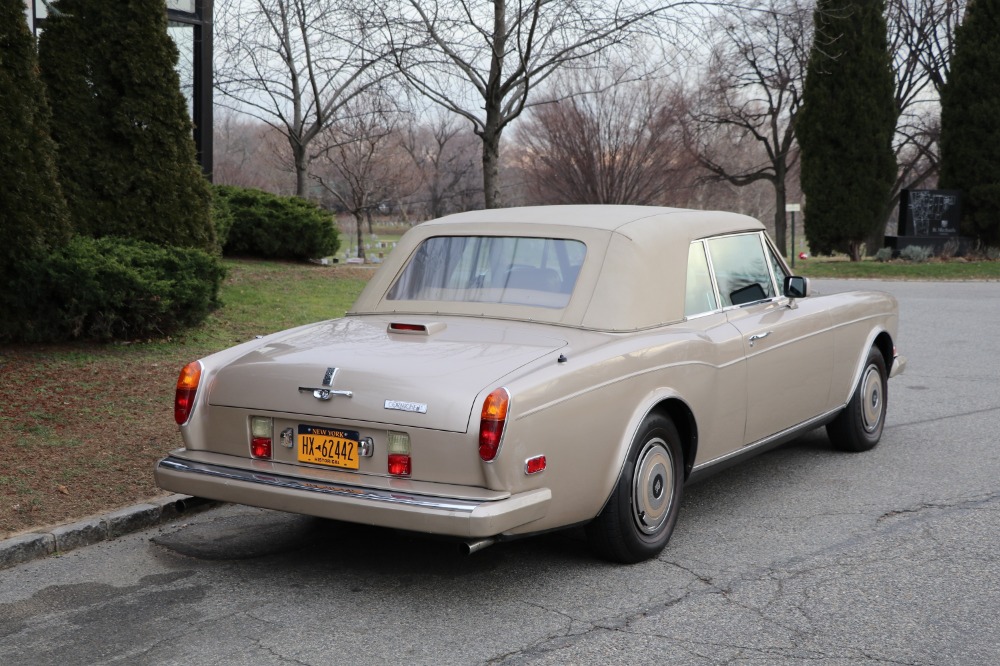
[0,260,374,538]
[794,257,1000,280]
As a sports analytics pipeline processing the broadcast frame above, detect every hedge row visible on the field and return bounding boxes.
[6,237,225,342]
[213,185,340,260]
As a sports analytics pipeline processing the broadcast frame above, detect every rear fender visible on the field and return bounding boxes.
[595,388,693,517]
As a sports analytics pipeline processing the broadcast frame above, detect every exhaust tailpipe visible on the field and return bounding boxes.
[461,537,497,555]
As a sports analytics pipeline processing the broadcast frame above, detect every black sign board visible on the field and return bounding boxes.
[898,190,962,237]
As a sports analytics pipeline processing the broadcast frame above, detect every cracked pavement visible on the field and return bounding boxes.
[1,280,998,665]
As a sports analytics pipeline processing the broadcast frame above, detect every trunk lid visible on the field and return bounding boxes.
[208,316,567,432]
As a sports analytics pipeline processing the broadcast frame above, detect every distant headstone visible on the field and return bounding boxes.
[898,190,961,237]
[887,189,972,256]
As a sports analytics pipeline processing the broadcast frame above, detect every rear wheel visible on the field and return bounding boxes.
[586,414,683,563]
[827,346,888,452]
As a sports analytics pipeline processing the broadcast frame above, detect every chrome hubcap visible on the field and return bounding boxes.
[860,364,883,433]
[632,438,674,535]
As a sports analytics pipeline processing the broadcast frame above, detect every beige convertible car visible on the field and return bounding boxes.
[156,206,906,563]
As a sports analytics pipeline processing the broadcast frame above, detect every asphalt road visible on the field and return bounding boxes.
[2,279,998,666]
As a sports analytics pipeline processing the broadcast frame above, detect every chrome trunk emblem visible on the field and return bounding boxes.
[384,400,427,414]
[298,387,353,401]
[299,367,352,401]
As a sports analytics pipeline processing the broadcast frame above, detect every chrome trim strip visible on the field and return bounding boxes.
[692,407,842,473]
[158,456,481,513]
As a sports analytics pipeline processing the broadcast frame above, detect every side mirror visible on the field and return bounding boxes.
[783,275,810,299]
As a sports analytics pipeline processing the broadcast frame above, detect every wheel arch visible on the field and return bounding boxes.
[872,330,894,371]
[646,398,698,481]
[845,328,894,404]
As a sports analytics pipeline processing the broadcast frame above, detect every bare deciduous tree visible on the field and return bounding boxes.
[213,110,296,193]
[516,70,689,205]
[685,0,811,255]
[399,112,482,219]
[215,0,396,197]
[383,0,702,209]
[310,93,411,260]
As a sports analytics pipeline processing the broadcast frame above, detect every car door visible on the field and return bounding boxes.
[706,233,835,446]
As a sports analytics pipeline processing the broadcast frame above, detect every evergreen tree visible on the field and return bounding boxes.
[796,0,898,260]
[39,0,215,252]
[0,0,71,337]
[939,0,1000,247]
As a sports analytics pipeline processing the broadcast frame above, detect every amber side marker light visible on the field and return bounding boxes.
[174,361,202,425]
[479,388,510,462]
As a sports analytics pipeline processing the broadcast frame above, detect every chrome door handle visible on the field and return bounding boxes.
[748,332,772,348]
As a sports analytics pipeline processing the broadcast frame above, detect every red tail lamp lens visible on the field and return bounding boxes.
[174,361,202,425]
[251,437,272,459]
[479,388,510,462]
[388,454,411,476]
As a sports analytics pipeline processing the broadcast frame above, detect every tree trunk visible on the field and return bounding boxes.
[292,141,309,198]
[773,172,788,256]
[847,240,863,262]
[355,213,365,260]
[481,127,502,209]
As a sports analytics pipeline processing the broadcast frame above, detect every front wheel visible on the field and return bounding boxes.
[586,414,683,563]
[827,346,888,452]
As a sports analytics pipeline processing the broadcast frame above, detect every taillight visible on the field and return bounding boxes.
[250,416,272,459]
[174,361,202,425]
[387,431,411,476]
[479,388,510,462]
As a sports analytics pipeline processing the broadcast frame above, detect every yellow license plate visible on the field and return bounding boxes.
[297,425,360,470]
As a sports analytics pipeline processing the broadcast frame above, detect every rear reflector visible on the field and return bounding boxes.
[174,361,202,425]
[525,455,546,475]
[479,388,510,462]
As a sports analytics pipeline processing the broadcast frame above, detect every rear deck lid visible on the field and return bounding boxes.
[207,316,567,432]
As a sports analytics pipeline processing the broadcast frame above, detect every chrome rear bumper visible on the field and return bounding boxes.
[155,454,551,539]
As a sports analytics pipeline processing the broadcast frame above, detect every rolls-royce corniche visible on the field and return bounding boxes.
[155,206,906,563]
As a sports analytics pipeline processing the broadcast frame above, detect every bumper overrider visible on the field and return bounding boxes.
[154,452,551,539]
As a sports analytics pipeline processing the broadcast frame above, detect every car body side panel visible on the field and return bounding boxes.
[478,317,747,533]
[827,291,900,408]
[726,297,836,445]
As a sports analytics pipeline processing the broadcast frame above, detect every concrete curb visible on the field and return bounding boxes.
[0,495,219,571]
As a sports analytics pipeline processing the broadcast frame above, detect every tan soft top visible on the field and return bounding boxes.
[350,205,765,331]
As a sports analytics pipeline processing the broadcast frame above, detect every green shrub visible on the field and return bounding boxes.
[215,185,339,260]
[874,247,894,262]
[900,245,933,263]
[211,187,235,247]
[11,236,225,342]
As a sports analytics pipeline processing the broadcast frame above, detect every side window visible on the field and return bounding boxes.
[766,242,789,292]
[685,241,718,317]
[706,233,775,307]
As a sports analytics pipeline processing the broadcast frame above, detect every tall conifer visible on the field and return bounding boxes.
[796,0,898,260]
[939,0,1000,247]
[0,0,71,336]
[39,0,215,252]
